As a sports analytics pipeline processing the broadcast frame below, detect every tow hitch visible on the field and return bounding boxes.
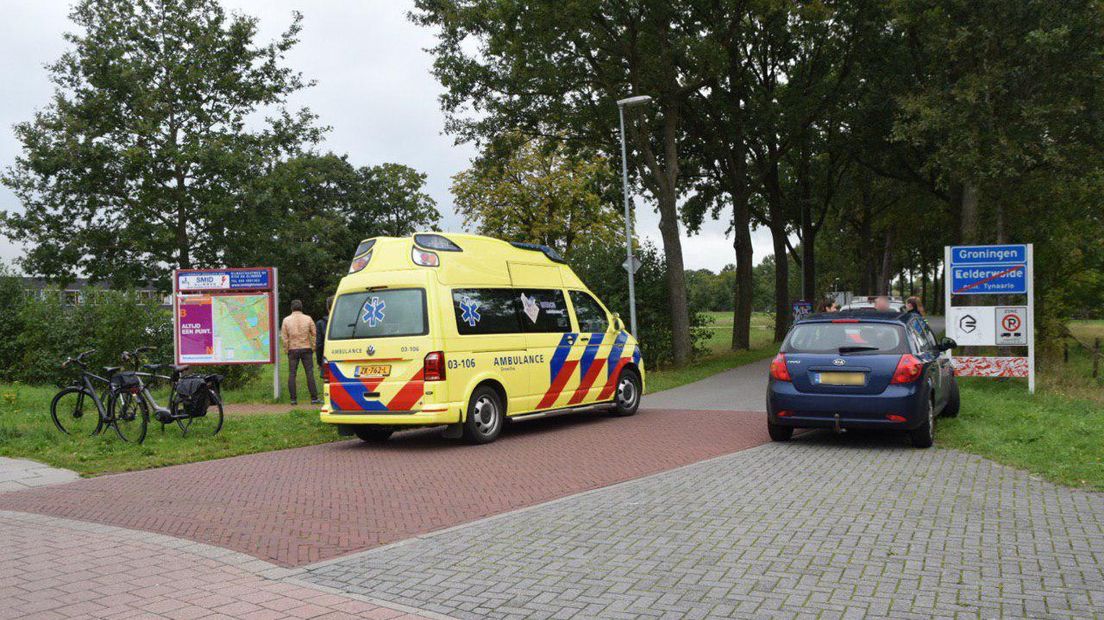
[833,413,845,434]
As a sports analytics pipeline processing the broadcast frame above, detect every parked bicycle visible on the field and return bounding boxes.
[109,347,225,438]
[50,349,120,437]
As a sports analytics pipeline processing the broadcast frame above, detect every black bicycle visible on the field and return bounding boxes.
[141,362,225,437]
[107,347,224,438]
[50,349,119,437]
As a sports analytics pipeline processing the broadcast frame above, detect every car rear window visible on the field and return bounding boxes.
[328,289,427,340]
[783,322,908,355]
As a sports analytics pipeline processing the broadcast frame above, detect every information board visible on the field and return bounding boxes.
[174,268,276,366]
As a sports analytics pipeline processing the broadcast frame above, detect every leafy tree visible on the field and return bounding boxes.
[451,134,622,255]
[569,237,710,366]
[412,0,706,365]
[889,0,1104,244]
[242,154,440,317]
[1,0,323,287]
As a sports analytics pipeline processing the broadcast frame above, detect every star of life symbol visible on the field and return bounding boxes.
[460,297,481,327]
[362,296,386,327]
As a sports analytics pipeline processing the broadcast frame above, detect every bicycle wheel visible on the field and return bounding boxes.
[50,387,104,436]
[108,391,149,444]
[177,389,224,436]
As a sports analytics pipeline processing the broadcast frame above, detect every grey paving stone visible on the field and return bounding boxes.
[302,434,1104,619]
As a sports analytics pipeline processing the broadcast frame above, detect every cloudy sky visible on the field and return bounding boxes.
[0,0,773,272]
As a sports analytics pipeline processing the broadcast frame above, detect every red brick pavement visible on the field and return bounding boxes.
[0,408,768,567]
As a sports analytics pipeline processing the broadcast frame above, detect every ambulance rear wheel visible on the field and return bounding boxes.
[355,427,393,443]
[463,386,503,444]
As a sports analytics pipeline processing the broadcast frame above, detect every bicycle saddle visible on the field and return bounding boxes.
[103,366,121,376]
[172,364,190,373]
[142,363,162,372]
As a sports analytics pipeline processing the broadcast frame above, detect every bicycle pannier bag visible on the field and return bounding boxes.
[110,371,141,394]
[175,376,209,418]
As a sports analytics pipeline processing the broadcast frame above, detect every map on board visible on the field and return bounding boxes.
[178,293,273,364]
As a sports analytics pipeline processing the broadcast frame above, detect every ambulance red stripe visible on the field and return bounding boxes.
[568,357,606,405]
[597,357,630,401]
[387,369,425,411]
[538,359,579,409]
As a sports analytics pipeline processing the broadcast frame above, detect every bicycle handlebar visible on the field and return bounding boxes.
[62,349,96,369]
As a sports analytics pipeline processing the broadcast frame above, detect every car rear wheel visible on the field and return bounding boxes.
[462,386,503,444]
[767,421,793,442]
[942,379,960,418]
[910,398,935,448]
[610,369,642,417]
[355,427,394,443]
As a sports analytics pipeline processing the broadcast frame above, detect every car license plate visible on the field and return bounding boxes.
[355,364,390,378]
[818,371,865,386]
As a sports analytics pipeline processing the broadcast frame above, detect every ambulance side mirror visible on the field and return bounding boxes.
[938,337,957,352]
[611,313,625,332]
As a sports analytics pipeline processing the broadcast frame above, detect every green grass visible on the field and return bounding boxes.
[0,381,338,476]
[939,377,1104,491]
[646,311,777,393]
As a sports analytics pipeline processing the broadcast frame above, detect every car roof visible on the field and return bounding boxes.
[799,310,913,324]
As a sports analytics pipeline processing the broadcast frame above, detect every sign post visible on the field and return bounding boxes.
[173,267,278,398]
[943,244,1035,393]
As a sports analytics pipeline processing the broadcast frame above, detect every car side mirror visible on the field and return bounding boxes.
[938,337,957,352]
[611,313,625,332]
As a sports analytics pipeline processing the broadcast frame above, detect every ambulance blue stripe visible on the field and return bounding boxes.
[578,332,604,376]
[548,333,576,381]
[607,331,628,377]
[328,363,390,412]
[633,348,642,366]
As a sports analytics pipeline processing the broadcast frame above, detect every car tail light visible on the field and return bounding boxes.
[886,414,907,423]
[776,410,792,417]
[832,319,860,323]
[424,351,446,381]
[324,362,335,384]
[890,354,923,384]
[769,353,791,382]
[348,252,372,274]
[412,247,440,267]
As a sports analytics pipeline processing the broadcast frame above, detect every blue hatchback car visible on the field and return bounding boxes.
[767,310,960,448]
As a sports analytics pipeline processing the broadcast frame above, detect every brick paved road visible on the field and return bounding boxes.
[0,510,431,619]
[301,431,1104,619]
[0,408,768,567]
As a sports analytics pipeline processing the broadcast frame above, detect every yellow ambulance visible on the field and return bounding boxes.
[320,233,645,444]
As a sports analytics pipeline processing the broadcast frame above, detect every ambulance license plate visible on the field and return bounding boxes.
[355,365,391,378]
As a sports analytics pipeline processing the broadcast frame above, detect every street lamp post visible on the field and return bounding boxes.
[616,95,652,339]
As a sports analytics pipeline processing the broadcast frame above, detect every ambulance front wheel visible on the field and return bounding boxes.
[611,368,642,417]
[463,385,504,444]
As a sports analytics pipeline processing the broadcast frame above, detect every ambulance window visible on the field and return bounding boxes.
[452,289,521,335]
[517,289,570,333]
[329,289,427,340]
[570,291,609,332]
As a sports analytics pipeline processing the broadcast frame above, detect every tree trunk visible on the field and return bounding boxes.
[175,171,191,269]
[770,225,790,342]
[656,189,692,365]
[731,197,753,350]
[960,182,980,244]
[878,231,895,295]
